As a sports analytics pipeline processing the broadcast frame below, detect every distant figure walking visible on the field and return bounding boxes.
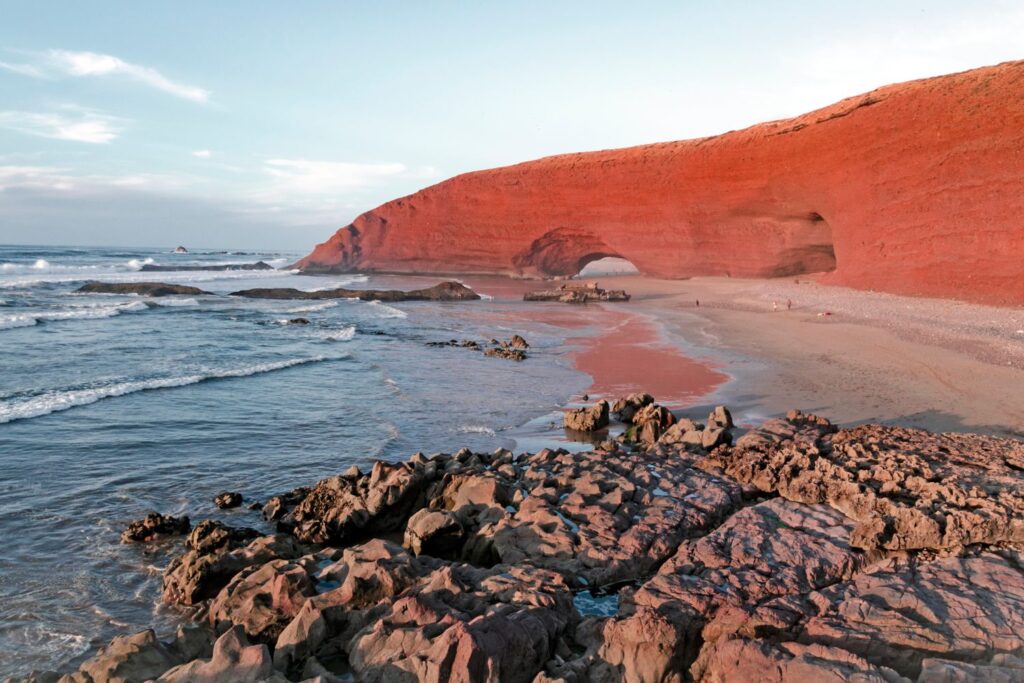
[787,299,792,310]
[695,299,700,307]
[772,301,778,311]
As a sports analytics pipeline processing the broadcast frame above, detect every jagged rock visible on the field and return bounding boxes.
[273,601,327,674]
[348,563,573,682]
[917,655,1024,683]
[701,426,731,450]
[120,512,190,543]
[75,629,182,683]
[286,318,310,325]
[611,393,653,423]
[290,461,432,545]
[630,402,676,445]
[563,400,609,432]
[481,446,743,586]
[163,529,303,606]
[76,282,210,296]
[702,416,1024,552]
[403,508,464,556]
[693,638,909,683]
[158,626,276,683]
[262,488,310,522]
[209,559,315,643]
[484,346,527,361]
[509,334,529,349]
[214,492,243,509]
[231,281,481,302]
[707,405,734,429]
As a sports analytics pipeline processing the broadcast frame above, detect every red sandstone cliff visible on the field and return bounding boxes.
[296,61,1024,306]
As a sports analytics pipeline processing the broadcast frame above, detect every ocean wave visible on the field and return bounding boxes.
[0,355,337,424]
[368,300,407,318]
[0,314,37,329]
[307,274,370,291]
[457,425,498,437]
[126,257,155,270]
[0,267,299,289]
[286,300,339,313]
[309,325,356,342]
[0,300,148,331]
[150,297,199,307]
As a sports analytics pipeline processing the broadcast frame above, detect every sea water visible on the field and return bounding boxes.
[0,244,595,676]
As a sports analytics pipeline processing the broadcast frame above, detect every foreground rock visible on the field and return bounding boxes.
[230,280,480,302]
[524,282,631,304]
[141,261,274,272]
[36,403,1024,683]
[214,491,243,509]
[699,412,1024,552]
[76,282,211,296]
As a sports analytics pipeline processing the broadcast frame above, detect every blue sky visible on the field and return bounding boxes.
[1,1,1022,250]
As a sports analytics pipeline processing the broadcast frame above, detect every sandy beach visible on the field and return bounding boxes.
[580,274,1024,437]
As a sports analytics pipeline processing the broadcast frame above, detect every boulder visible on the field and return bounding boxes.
[120,512,190,543]
[563,400,609,432]
[158,626,276,683]
[214,492,243,509]
[403,508,464,557]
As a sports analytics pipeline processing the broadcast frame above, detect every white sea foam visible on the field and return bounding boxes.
[457,425,498,437]
[0,314,38,329]
[368,300,407,318]
[0,300,148,330]
[309,325,356,342]
[286,300,339,313]
[150,297,199,307]
[126,257,155,270]
[0,355,335,424]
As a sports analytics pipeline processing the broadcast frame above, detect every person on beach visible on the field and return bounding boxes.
[695,299,700,307]
[787,299,792,310]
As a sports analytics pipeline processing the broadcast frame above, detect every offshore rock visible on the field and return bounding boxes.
[120,512,190,543]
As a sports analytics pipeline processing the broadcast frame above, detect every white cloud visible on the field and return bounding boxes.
[0,107,124,144]
[192,149,212,158]
[262,159,409,194]
[0,49,210,103]
[0,164,187,192]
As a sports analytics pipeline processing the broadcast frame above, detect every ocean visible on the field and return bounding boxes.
[0,244,597,676]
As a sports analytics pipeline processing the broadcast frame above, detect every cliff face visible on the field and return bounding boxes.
[296,61,1024,305]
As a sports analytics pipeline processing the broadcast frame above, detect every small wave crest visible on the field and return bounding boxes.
[368,300,407,319]
[0,300,148,331]
[126,257,155,270]
[0,355,338,423]
[286,300,339,313]
[458,425,498,437]
[309,325,356,342]
[150,297,199,307]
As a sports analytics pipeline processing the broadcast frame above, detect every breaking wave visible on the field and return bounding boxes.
[368,300,407,319]
[0,301,149,331]
[0,355,339,424]
[285,301,339,313]
[309,325,356,342]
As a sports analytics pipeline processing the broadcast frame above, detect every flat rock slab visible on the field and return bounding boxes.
[230,280,480,301]
[76,282,211,296]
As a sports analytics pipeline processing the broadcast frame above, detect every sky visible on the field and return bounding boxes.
[1,1,1022,251]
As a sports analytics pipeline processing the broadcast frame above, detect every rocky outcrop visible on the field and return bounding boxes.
[36,403,1024,683]
[295,61,1024,305]
[76,282,210,296]
[140,261,274,272]
[121,512,190,543]
[230,281,480,301]
[523,282,631,304]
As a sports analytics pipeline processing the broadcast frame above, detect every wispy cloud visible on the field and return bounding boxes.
[262,159,412,194]
[192,149,212,158]
[0,106,124,144]
[0,49,210,103]
[0,164,187,192]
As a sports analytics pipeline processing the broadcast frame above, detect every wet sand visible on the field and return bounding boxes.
[598,274,1024,437]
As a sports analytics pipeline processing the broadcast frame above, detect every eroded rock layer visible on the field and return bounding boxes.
[296,61,1024,305]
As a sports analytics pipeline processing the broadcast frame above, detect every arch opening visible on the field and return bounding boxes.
[577,254,640,277]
